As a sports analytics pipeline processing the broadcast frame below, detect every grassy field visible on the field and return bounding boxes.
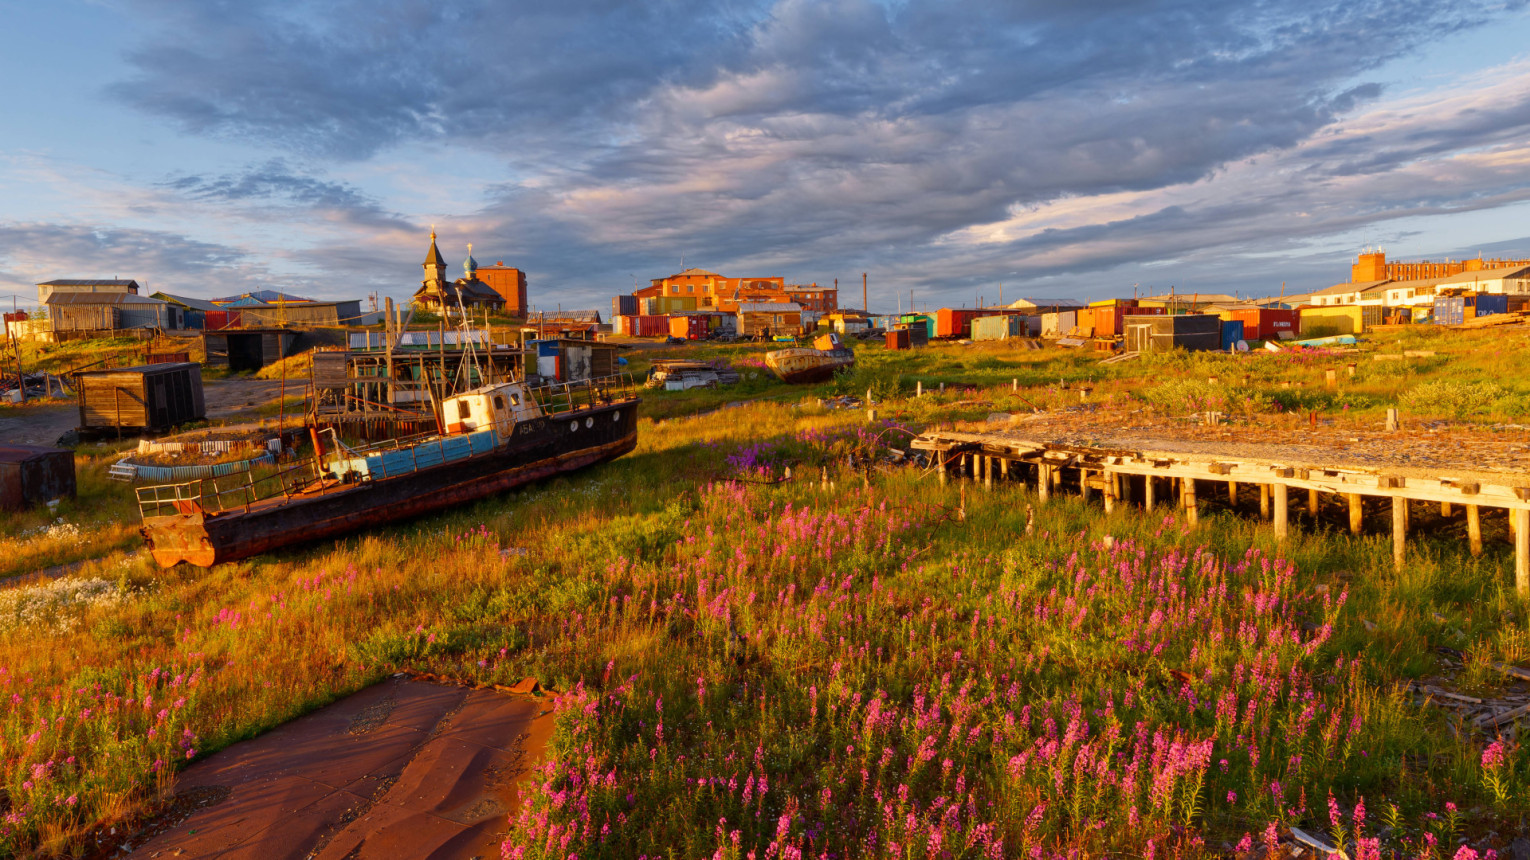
[1,327,1528,857]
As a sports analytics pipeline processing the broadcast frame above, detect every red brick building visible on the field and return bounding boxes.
[476,262,528,317]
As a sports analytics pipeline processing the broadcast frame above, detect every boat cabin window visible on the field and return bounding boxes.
[457,401,471,420]
[493,395,505,410]
[509,392,520,406]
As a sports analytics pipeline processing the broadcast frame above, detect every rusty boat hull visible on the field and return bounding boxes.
[764,348,855,384]
[141,400,638,568]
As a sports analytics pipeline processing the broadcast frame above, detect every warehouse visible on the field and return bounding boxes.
[43,293,181,334]
[234,300,364,327]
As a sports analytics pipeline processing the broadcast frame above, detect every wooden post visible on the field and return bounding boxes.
[984,456,993,492]
[1325,369,1337,388]
[1392,497,1407,571]
[1104,470,1117,513]
[1347,364,1356,378]
[938,452,948,486]
[1183,479,1198,528]
[1440,501,1452,517]
[1273,484,1288,540]
[916,380,923,397]
[1038,464,1051,503]
[1144,475,1156,509]
[1012,378,1018,391]
[1000,458,1009,480]
[1228,480,1238,505]
[1386,408,1399,432]
[1080,469,1092,504]
[1260,484,1271,519]
[1517,509,1529,596]
[1468,505,1482,557]
[1307,488,1320,518]
[1348,494,1363,535]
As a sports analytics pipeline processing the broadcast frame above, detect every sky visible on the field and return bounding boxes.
[3,0,1530,314]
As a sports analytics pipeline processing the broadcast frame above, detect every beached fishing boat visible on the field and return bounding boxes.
[764,334,855,384]
[135,374,639,567]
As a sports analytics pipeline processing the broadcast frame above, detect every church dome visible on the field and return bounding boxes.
[464,243,478,279]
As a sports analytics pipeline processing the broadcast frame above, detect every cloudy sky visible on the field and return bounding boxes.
[4,0,1530,313]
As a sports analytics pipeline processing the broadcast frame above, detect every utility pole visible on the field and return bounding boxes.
[862,273,867,316]
[12,295,22,404]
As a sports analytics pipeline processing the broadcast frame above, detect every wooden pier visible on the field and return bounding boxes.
[911,430,1530,594]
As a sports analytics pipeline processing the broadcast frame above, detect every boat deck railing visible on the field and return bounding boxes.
[135,372,639,521]
[531,372,637,416]
[136,458,321,519]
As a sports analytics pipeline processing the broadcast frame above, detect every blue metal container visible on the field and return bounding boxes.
[1220,319,1245,350]
[1476,294,1508,317]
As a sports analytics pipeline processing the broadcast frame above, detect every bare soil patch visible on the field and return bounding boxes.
[115,678,551,859]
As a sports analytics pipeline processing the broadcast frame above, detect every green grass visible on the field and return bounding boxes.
[2,326,1530,856]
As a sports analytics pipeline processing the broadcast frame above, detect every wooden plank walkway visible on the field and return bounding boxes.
[911,429,1530,593]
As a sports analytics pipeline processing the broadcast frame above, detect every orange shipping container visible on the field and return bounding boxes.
[934,307,1004,338]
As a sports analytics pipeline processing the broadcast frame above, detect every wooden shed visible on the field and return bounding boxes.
[0,445,76,511]
[202,329,299,372]
[76,363,206,432]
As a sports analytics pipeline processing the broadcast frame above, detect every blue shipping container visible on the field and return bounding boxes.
[1433,296,1465,326]
[1476,294,1509,317]
[1220,319,1245,350]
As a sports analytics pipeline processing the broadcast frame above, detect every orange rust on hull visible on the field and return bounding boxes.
[141,413,637,568]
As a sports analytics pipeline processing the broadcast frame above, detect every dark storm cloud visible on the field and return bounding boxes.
[161,160,414,231]
[107,0,1530,306]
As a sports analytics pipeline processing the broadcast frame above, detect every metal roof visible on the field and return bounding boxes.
[43,293,167,306]
[212,289,316,305]
[36,279,140,288]
[150,292,220,312]
[1311,279,1390,297]
[0,444,70,463]
[737,302,801,313]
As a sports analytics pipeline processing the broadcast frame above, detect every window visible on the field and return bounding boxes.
[493,395,505,410]
[457,401,471,420]
[510,392,520,406]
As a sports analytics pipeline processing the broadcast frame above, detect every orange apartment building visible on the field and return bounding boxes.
[636,268,837,313]
[1351,251,1530,283]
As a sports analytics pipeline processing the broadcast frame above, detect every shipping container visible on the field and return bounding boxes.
[1089,304,1164,337]
[932,308,1003,339]
[898,314,933,341]
[669,315,709,341]
[1086,298,1137,308]
[76,362,205,432]
[1220,319,1245,351]
[1475,294,1509,317]
[1220,308,1298,341]
[203,309,240,330]
[1123,314,1221,353]
[632,315,669,338]
[612,295,638,318]
[1298,305,1379,337]
[202,329,298,372]
[0,445,76,511]
[1433,296,1467,326]
[971,314,1026,341]
[885,328,911,350]
[1041,311,1075,338]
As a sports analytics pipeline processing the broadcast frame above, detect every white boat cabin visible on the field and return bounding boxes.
[442,382,541,437]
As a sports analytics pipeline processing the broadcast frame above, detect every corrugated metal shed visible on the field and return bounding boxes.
[76,363,205,431]
[1123,314,1221,353]
[44,293,180,331]
[234,301,363,327]
[0,445,76,511]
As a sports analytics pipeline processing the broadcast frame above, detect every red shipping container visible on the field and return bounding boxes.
[204,310,240,330]
[885,328,911,350]
[1224,308,1297,341]
[635,315,668,337]
[934,308,1005,338]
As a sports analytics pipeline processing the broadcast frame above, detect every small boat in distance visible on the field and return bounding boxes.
[764,333,855,384]
[135,374,639,567]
